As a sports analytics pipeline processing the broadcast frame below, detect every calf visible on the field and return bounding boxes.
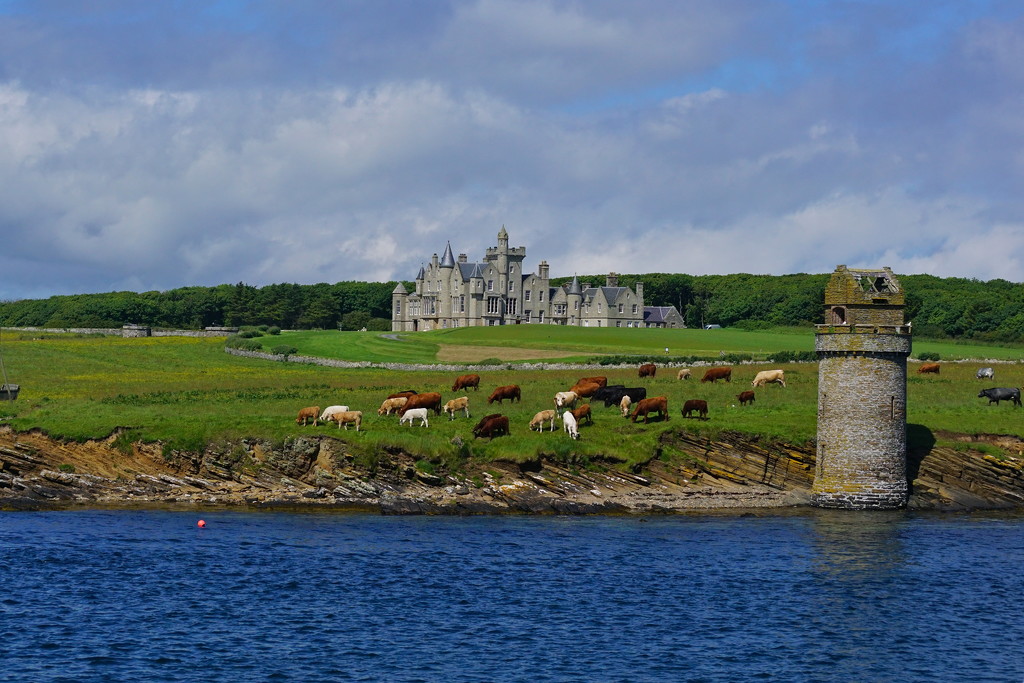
[295,406,320,426]
[918,363,940,374]
[682,399,708,419]
[530,410,557,432]
[452,374,480,392]
[562,411,580,440]
[978,388,1021,407]
[474,415,510,439]
[677,368,692,381]
[737,391,755,406]
[638,363,657,378]
[327,410,363,431]
[570,403,593,426]
[631,396,669,423]
[701,367,732,383]
[976,367,995,381]
[443,396,470,420]
[487,384,521,404]
[377,396,408,416]
[399,408,429,427]
[619,395,632,417]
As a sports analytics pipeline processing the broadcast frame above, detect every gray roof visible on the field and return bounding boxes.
[392,282,408,295]
[416,265,425,280]
[440,242,456,268]
[583,286,628,302]
[568,275,582,295]
[458,262,485,280]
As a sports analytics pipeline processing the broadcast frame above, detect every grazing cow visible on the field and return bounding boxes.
[570,403,593,426]
[320,405,351,422]
[631,396,669,423]
[488,384,521,404]
[377,396,408,416]
[638,363,657,378]
[737,391,756,406]
[529,410,557,432]
[472,413,502,436]
[677,368,692,381]
[327,410,362,431]
[452,374,480,392]
[701,367,732,383]
[751,369,786,387]
[295,406,320,426]
[443,396,470,420]
[387,390,418,400]
[977,388,1021,407]
[554,391,578,411]
[599,386,647,408]
[577,376,608,388]
[570,381,602,398]
[592,385,625,405]
[474,415,510,439]
[400,392,443,416]
[682,399,708,419]
[399,408,429,427]
[976,367,995,381]
[562,411,580,440]
[918,363,940,374]
[619,395,632,417]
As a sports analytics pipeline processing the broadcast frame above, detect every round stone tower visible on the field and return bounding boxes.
[813,265,912,510]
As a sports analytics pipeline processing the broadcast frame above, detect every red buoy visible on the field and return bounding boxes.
[197,519,206,528]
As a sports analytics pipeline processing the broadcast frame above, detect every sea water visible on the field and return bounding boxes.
[1,509,1022,682]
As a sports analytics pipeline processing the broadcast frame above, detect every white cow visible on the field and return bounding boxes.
[677,368,692,380]
[554,391,578,412]
[320,405,351,421]
[751,370,786,387]
[562,410,579,440]
[400,408,429,427]
[530,409,557,432]
[443,396,470,420]
[976,367,995,380]
[619,395,632,418]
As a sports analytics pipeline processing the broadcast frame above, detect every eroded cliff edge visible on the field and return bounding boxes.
[2,425,1023,513]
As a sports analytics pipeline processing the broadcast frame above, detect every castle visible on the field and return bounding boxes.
[391,227,683,331]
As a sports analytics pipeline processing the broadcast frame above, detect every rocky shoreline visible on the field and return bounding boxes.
[3,425,1024,513]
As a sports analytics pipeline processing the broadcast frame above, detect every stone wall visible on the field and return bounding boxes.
[813,331,911,509]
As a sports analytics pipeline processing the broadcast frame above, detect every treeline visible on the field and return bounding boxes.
[0,281,402,331]
[2,272,1023,341]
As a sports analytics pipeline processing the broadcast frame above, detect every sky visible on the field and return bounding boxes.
[1,0,1022,301]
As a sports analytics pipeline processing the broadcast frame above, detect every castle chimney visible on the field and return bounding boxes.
[636,281,644,303]
[606,272,618,288]
[458,253,468,263]
[538,260,550,280]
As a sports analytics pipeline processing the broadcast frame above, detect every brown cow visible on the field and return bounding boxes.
[472,413,501,435]
[452,374,481,392]
[387,390,418,400]
[577,376,607,388]
[399,391,443,416]
[682,399,708,419]
[737,391,755,406]
[569,381,602,398]
[487,384,521,404]
[295,405,320,426]
[638,363,657,378]
[918,363,940,374]
[570,403,593,426]
[701,367,732,383]
[474,415,510,439]
[631,396,669,423]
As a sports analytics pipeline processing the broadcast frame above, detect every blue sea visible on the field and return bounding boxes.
[1,509,1022,682]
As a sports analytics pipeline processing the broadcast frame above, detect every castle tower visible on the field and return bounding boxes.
[813,265,912,509]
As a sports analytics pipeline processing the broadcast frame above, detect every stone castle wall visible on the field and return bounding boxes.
[813,331,911,509]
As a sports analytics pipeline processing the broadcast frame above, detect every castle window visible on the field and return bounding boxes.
[616,321,622,327]
[508,280,514,292]
[618,303,623,313]
[488,280,494,292]
[508,298,518,315]
[459,295,465,312]
[395,301,401,315]
[539,291,545,302]
[632,304,638,314]
[487,297,501,314]
[525,290,531,301]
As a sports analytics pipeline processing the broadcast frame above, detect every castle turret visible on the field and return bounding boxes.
[813,265,912,510]
[391,282,409,332]
[440,242,455,268]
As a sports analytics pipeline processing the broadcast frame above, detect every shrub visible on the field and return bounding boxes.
[225,335,263,351]
[237,329,263,339]
[267,326,282,335]
[271,345,299,358]
[917,351,941,361]
[58,463,76,473]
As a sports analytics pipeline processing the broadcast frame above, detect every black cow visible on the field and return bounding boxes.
[599,386,647,408]
[978,387,1021,406]
[592,385,625,406]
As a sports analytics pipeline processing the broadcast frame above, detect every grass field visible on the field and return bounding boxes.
[1,328,1022,471]
[278,326,1024,363]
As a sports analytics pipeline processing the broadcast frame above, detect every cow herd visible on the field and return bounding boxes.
[292,360,1020,442]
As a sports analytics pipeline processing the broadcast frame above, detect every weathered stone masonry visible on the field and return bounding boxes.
[813,266,912,510]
